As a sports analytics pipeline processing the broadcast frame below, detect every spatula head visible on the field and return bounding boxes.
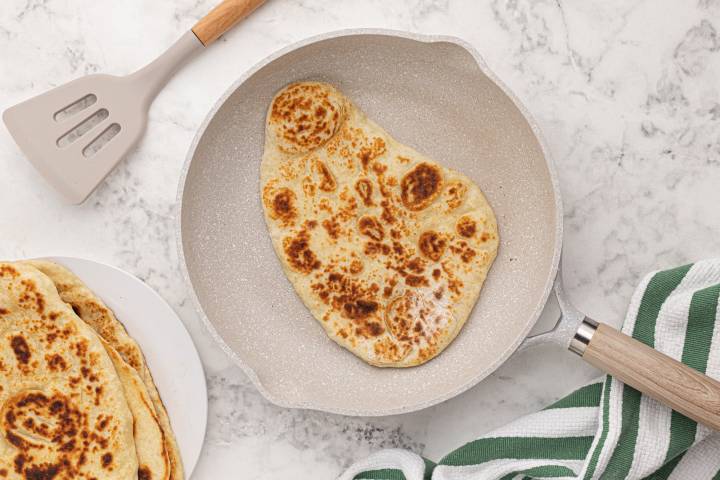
[3,74,148,204]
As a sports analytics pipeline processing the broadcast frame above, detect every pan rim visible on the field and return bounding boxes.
[176,28,563,416]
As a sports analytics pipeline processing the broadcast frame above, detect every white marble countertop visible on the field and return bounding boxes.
[2,0,719,478]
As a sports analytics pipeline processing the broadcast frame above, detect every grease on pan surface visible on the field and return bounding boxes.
[260,82,499,367]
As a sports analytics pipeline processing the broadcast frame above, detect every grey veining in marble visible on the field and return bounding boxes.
[1,0,719,477]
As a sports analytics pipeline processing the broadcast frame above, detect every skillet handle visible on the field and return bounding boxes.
[573,320,720,431]
[192,0,266,46]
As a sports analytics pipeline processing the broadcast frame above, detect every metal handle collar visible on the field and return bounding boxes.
[569,318,598,356]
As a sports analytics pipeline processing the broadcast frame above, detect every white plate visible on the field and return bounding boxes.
[43,256,207,478]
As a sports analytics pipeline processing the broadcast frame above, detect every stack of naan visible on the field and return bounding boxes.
[261,82,499,367]
[0,260,182,479]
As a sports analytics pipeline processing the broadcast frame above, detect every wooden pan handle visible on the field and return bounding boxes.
[578,321,720,430]
[192,0,266,46]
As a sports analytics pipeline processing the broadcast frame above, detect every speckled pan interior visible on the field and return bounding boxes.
[178,30,561,416]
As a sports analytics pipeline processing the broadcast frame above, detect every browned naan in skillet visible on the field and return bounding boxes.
[260,82,499,367]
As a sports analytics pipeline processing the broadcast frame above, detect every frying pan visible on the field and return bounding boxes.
[177,29,720,426]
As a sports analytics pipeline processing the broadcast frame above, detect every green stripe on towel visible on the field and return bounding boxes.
[441,437,593,466]
[545,382,603,410]
[354,458,435,480]
[583,379,612,480]
[354,470,406,480]
[665,284,720,462]
[499,464,577,480]
[633,264,692,347]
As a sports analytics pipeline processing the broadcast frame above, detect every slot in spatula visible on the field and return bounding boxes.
[3,0,265,204]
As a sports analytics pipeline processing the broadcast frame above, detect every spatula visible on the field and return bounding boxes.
[3,0,265,204]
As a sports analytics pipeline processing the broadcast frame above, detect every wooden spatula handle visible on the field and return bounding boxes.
[192,0,266,46]
[579,321,720,431]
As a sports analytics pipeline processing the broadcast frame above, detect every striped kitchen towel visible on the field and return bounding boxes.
[340,259,720,480]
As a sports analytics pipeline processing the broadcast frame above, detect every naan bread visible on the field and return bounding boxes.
[0,262,137,479]
[261,82,499,367]
[102,339,169,480]
[21,259,182,480]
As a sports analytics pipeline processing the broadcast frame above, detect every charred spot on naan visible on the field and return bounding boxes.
[46,353,68,372]
[343,298,379,321]
[263,183,298,227]
[0,265,20,278]
[407,257,426,274]
[269,83,345,154]
[302,175,316,197]
[283,229,321,274]
[0,389,117,478]
[349,260,364,275]
[372,337,412,364]
[404,275,428,287]
[444,180,467,211]
[401,163,443,211]
[449,240,478,264]
[322,218,342,240]
[312,159,337,192]
[357,137,387,170]
[456,216,477,238]
[9,336,31,367]
[418,231,447,262]
[101,452,114,469]
[16,278,46,316]
[358,215,384,241]
[354,178,374,206]
[271,189,297,224]
[139,466,152,480]
[2,391,82,449]
[328,124,387,172]
[312,272,384,339]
